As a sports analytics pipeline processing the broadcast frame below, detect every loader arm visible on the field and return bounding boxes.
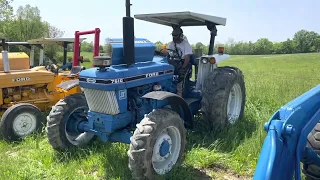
[254,84,320,180]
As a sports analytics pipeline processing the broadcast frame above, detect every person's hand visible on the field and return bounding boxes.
[161,49,168,55]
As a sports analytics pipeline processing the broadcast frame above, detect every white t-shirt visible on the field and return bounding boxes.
[167,39,193,59]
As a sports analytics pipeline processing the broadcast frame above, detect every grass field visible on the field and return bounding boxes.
[1,52,320,179]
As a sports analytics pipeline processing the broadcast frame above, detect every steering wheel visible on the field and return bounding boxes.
[155,48,181,59]
[45,63,59,74]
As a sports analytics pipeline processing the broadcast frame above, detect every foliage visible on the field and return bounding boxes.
[0,1,64,64]
[0,0,13,20]
[152,30,320,55]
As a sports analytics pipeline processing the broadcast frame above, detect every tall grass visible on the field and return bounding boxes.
[1,53,319,179]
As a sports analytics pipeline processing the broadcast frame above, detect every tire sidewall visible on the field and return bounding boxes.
[57,94,89,148]
[202,66,246,127]
[0,103,44,141]
[147,117,186,175]
[129,109,187,179]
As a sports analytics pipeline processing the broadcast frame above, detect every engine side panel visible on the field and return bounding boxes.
[0,67,55,88]
[79,57,174,91]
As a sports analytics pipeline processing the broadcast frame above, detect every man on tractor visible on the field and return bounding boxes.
[161,26,193,96]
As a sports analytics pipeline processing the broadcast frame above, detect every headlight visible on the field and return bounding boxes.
[202,58,208,64]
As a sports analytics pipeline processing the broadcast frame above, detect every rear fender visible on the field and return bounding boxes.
[142,91,193,129]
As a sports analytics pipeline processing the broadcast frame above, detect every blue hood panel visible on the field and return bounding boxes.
[106,37,156,65]
[79,57,174,91]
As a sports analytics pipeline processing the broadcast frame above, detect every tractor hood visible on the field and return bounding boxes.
[105,38,156,65]
[79,57,174,91]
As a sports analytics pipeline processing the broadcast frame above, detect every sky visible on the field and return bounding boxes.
[10,0,320,45]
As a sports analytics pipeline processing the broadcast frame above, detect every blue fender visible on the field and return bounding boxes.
[254,84,320,180]
[142,91,193,128]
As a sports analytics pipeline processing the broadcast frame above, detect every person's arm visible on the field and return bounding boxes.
[182,41,193,68]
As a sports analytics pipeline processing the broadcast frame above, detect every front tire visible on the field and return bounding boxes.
[0,103,44,141]
[302,122,320,179]
[46,93,94,151]
[201,66,246,130]
[128,108,187,180]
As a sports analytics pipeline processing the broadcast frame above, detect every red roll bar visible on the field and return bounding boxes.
[73,28,101,66]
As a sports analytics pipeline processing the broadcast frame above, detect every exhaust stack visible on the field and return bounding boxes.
[123,0,135,66]
[1,39,10,73]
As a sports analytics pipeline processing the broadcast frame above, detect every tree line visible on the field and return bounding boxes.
[154,30,320,55]
[1,0,320,66]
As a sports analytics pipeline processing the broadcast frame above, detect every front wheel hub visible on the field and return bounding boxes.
[152,126,181,175]
[153,133,172,162]
[12,112,37,136]
[227,83,243,124]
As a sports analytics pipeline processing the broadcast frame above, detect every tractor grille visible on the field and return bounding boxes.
[82,88,120,115]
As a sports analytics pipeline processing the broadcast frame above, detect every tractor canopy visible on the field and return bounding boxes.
[27,38,86,45]
[134,11,227,27]
[134,11,227,55]
[28,37,86,65]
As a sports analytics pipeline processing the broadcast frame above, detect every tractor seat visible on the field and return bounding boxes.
[61,66,83,78]
[69,66,82,75]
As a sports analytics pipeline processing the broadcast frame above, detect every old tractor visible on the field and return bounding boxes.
[46,1,246,179]
[0,34,98,142]
[254,84,320,180]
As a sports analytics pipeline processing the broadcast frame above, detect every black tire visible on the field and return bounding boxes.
[201,66,246,130]
[0,103,44,142]
[128,108,187,180]
[302,123,320,179]
[46,93,94,151]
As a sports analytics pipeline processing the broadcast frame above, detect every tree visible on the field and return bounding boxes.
[0,0,13,20]
[43,22,65,63]
[293,30,320,53]
[253,38,273,55]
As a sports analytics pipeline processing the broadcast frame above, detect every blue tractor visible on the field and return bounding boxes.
[253,87,320,179]
[45,1,246,179]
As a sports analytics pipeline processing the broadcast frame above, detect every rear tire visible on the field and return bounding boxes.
[201,66,246,130]
[128,108,187,180]
[302,122,320,179]
[0,103,44,141]
[46,93,94,151]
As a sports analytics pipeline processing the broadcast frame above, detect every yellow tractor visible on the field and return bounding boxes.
[0,37,89,141]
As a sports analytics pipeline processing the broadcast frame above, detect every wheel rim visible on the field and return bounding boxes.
[227,83,243,124]
[12,112,37,136]
[152,126,181,175]
[64,106,94,146]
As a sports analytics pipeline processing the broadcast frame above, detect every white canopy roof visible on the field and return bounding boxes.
[27,37,86,45]
[134,11,226,27]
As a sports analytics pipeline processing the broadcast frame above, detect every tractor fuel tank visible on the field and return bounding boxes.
[105,38,155,65]
[0,52,30,71]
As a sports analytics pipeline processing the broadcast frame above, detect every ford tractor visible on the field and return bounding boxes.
[46,1,246,179]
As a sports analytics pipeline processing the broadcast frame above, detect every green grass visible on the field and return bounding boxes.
[1,52,320,179]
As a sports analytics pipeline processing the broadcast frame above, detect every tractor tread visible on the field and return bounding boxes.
[303,123,320,179]
[46,93,93,151]
[128,108,186,180]
[201,66,246,130]
[0,103,44,142]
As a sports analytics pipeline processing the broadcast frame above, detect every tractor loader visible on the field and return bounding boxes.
[0,35,97,142]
